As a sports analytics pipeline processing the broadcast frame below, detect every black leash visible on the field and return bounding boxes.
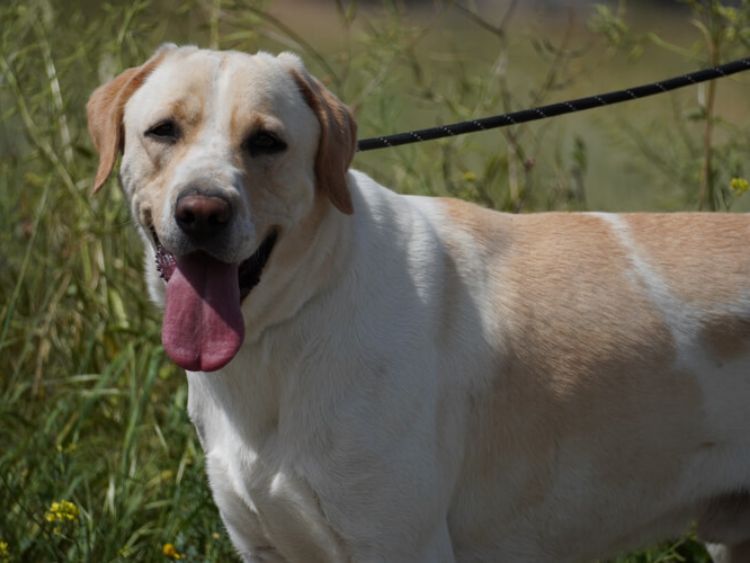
[356,57,750,152]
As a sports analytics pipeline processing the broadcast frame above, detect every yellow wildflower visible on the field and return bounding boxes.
[0,540,9,562]
[162,543,183,560]
[45,500,79,523]
[55,442,78,454]
[730,177,749,195]
[462,171,477,183]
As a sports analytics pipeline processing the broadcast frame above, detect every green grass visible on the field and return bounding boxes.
[1,0,748,561]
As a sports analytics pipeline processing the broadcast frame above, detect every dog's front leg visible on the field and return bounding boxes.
[412,520,456,563]
[347,519,455,563]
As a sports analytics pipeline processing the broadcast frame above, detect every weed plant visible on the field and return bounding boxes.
[1,1,748,561]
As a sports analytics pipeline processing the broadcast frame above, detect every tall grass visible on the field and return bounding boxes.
[1,0,747,561]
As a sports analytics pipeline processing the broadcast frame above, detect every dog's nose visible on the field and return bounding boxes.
[175,193,232,239]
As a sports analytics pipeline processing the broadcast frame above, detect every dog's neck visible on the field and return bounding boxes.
[185,188,356,450]
[240,188,355,344]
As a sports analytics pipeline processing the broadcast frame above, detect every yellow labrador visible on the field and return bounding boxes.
[87,44,750,562]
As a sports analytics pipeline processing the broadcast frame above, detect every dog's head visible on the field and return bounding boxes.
[87,45,357,371]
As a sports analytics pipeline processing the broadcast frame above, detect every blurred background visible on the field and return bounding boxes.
[1,1,748,561]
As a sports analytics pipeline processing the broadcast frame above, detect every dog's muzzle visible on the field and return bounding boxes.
[150,191,279,372]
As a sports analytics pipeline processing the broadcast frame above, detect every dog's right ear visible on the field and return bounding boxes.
[87,46,173,193]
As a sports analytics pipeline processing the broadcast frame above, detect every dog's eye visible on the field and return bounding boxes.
[244,131,287,156]
[145,120,180,143]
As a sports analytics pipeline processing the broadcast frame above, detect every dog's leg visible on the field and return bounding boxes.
[413,520,455,563]
[698,492,750,563]
[352,520,455,563]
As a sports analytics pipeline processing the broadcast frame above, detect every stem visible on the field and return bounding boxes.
[36,22,73,166]
[699,65,718,210]
[698,15,720,211]
[0,55,79,198]
[209,0,221,50]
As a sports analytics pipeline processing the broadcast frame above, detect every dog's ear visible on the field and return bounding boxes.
[87,46,172,193]
[282,54,357,215]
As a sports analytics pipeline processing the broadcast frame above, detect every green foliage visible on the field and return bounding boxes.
[590,0,750,211]
[0,2,237,560]
[605,534,711,563]
[0,0,748,561]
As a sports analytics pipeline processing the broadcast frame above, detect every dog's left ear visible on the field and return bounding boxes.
[281,54,357,215]
[87,46,172,193]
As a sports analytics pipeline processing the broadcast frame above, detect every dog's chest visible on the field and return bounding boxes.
[187,369,349,562]
[207,443,347,562]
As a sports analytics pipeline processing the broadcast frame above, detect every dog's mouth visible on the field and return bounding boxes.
[153,228,279,301]
[150,226,278,372]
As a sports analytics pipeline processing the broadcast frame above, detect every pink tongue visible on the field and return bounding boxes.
[162,253,245,372]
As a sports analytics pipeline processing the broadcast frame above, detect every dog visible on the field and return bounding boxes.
[87,44,750,562]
